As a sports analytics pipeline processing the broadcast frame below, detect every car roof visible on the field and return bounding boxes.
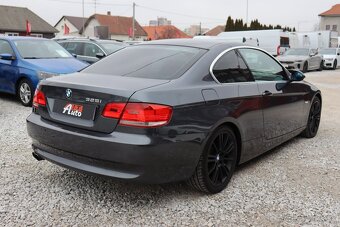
[56,37,124,44]
[0,36,48,41]
[139,38,244,50]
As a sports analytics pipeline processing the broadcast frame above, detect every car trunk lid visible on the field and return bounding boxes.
[38,72,169,133]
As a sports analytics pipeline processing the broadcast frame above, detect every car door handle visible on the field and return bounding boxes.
[262,90,273,96]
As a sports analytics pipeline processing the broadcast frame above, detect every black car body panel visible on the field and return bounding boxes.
[27,39,321,184]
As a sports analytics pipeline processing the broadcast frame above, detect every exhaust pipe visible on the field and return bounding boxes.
[32,151,44,161]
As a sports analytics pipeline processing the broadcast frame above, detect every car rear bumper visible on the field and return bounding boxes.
[27,113,204,184]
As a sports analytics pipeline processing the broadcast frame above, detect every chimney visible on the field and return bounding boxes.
[107,11,111,16]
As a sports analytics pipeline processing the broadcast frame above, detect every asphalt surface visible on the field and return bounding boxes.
[0,70,339,226]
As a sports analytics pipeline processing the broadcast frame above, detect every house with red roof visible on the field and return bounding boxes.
[204,25,225,36]
[54,16,88,37]
[319,4,340,33]
[80,12,147,41]
[143,25,191,40]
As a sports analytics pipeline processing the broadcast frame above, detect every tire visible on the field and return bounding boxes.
[17,79,34,107]
[333,60,337,70]
[301,96,321,138]
[317,60,323,71]
[303,62,308,73]
[187,126,238,194]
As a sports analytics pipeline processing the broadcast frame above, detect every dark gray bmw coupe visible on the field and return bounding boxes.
[27,39,322,194]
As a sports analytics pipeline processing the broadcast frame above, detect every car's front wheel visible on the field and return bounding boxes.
[187,126,237,194]
[17,79,34,107]
[303,62,308,73]
[301,96,321,138]
[333,60,337,70]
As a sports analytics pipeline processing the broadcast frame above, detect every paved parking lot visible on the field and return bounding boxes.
[0,70,339,226]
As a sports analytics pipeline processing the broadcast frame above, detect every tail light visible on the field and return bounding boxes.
[102,102,173,128]
[33,89,46,107]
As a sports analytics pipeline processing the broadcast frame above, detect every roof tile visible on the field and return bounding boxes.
[0,5,57,33]
[319,4,340,16]
[143,25,191,40]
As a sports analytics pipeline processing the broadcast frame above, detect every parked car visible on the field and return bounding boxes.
[0,36,88,106]
[319,48,340,70]
[56,38,128,64]
[27,39,322,194]
[276,48,323,72]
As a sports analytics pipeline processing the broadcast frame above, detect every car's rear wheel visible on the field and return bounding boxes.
[17,79,34,107]
[317,60,323,71]
[333,60,337,70]
[187,126,237,194]
[301,96,321,138]
[303,62,308,73]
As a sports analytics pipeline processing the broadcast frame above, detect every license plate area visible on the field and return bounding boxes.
[53,99,96,120]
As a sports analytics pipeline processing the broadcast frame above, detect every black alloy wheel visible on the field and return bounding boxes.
[317,60,323,71]
[301,97,321,138]
[303,62,308,73]
[188,126,237,194]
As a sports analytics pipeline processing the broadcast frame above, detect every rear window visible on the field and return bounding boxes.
[82,45,204,79]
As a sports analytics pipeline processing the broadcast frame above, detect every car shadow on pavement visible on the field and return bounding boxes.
[236,137,301,171]
[0,93,19,104]
[39,136,303,210]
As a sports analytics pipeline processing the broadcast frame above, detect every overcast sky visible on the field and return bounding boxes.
[1,0,339,31]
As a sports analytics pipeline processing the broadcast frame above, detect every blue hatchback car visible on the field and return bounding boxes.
[0,36,88,106]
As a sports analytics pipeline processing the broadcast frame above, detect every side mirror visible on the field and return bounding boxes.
[289,70,305,81]
[337,53,340,56]
[0,53,15,61]
[96,52,105,59]
[72,53,77,58]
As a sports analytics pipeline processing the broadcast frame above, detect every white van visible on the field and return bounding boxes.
[217,29,290,56]
[193,35,259,47]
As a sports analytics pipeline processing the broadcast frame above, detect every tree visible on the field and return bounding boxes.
[224,16,295,32]
[225,16,235,31]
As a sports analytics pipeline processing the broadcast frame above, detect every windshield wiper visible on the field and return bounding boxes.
[24,57,41,59]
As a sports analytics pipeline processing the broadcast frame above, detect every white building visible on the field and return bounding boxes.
[80,12,147,41]
[54,16,87,38]
[319,4,340,34]
[149,17,171,26]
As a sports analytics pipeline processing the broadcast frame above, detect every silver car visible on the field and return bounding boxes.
[319,48,340,70]
[277,48,323,72]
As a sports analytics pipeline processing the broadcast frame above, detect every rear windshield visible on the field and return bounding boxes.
[82,45,204,79]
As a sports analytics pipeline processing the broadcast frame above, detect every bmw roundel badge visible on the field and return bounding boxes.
[66,89,72,99]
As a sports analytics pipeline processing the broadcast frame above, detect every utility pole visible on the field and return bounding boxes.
[199,22,202,35]
[246,0,249,25]
[132,2,136,40]
[82,0,85,37]
[94,0,96,13]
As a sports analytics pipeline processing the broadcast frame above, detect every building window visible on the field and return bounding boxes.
[326,25,331,30]
[5,32,19,36]
[332,25,338,31]
[30,34,43,38]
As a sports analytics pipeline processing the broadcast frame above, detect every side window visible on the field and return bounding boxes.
[59,42,68,48]
[238,48,287,81]
[212,50,253,83]
[83,43,104,57]
[65,42,83,55]
[0,40,14,55]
